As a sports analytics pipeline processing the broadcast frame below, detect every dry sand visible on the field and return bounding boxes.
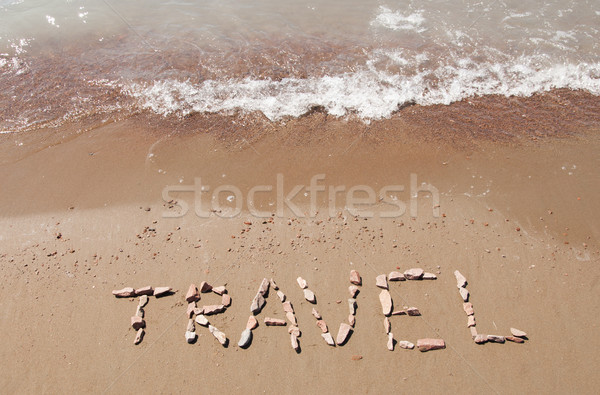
[0,113,599,393]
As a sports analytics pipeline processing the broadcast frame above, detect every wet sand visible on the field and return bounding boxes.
[0,111,599,393]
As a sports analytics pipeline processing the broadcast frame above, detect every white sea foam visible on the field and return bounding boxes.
[371,6,426,33]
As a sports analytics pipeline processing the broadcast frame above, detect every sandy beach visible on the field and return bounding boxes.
[0,108,598,393]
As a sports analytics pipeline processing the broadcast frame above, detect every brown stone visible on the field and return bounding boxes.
[153,287,172,297]
[351,355,362,361]
[134,328,144,345]
[212,286,227,295]
[286,312,297,325]
[506,336,525,343]
[423,272,437,280]
[487,335,505,343]
[467,315,476,327]
[199,281,212,293]
[404,268,424,280]
[282,301,294,313]
[510,327,527,338]
[250,292,266,314]
[202,305,226,315]
[336,323,352,345]
[134,286,154,296]
[463,302,474,316]
[316,320,328,333]
[379,290,393,316]
[209,325,227,345]
[258,278,270,296]
[246,315,258,330]
[348,285,359,298]
[459,287,469,302]
[454,270,467,288]
[186,302,196,318]
[389,271,405,281]
[407,307,420,316]
[185,284,200,303]
[264,317,286,326]
[349,270,362,286]
[221,294,231,307]
[474,334,487,344]
[131,316,145,330]
[391,310,407,316]
[112,287,135,298]
[296,277,307,289]
[312,308,322,320]
[376,274,388,289]
[416,338,446,352]
[186,318,195,333]
[384,317,391,334]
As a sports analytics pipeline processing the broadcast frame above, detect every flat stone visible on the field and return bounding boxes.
[348,314,355,327]
[258,278,270,296]
[296,277,307,289]
[321,332,335,346]
[389,272,405,281]
[186,318,195,333]
[250,292,266,314]
[384,317,391,334]
[185,330,197,344]
[470,326,478,338]
[316,320,328,333]
[392,310,407,316]
[209,325,227,345]
[510,328,527,338]
[350,270,362,286]
[134,286,154,296]
[463,302,474,316]
[135,306,144,318]
[134,328,144,345]
[269,278,279,290]
[303,289,316,303]
[398,340,414,350]
[286,312,297,325]
[186,302,196,318]
[404,268,424,280]
[454,270,467,288]
[423,272,437,280]
[474,334,487,344]
[153,286,172,297]
[264,317,286,326]
[282,301,294,313]
[487,335,505,343]
[348,285,360,298]
[185,284,200,303]
[288,326,301,337]
[376,274,388,289]
[202,305,226,315]
[193,307,204,316]
[199,281,212,293]
[467,315,476,327]
[138,295,149,308]
[221,294,231,307]
[379,290,393,316]
[246,315,258,330]
[195,315,209,326]
[348,299,357,315]
[212,286,227,295]
[387,333,394,351]
[506,336,525,343]
[112,287,135,297]
[290,334,299,351]
[416,338,446,352]
[238,328,252,348]
[311,308,321,320]
[459,287,469,302]
[131,316,145,330]
[336,323,352,345]
[277,290,286,302]
[407,307,420,316]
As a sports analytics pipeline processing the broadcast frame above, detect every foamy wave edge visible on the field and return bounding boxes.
[120,60,600,122]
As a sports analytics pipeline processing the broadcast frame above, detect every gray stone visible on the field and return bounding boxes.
[389,272,405,281]
[398,340,414,349]
[423,272,437,280]
[376,274,388,289]
[510,328,527,338]
[195,314,209,326]
[250,292,266,314]
[348,299,357,315]
[454,270,467,288]
[134,328,144,345]
[258,278,269,296]
[185,330,197,344]
[138,295,149,308]
[487,335,506,343]
[404,268,424,280]
[459,287,469,302]
[321,332,335,346]
[384,317,391,334]
[238,328,252,348]
[209,325,227,345]
[379,290,393,316]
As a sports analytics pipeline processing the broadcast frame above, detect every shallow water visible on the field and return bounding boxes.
[1,0,599,132]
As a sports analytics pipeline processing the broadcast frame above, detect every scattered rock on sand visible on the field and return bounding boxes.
[510,328,527,338]
[407,307,420,316]
[463,302,474,316]
[398,340,414,350]
[311,308,321,320]
[350,270,362,286]
[384,317,391,334]
[138,295,149,308]
[376,274,388,289]
[209,325,227,345]
[112,287,135,298]
[474,334,487,344]
[246,316,258,330]
[185,330,197,344]
[387,333,394,351]
[135,286,154,296]
[296,277,308,289]
[238,328,252,348]
[416,338,446,352]
[454,270,467,288]
[134,328,144,345]
[389,272,405,281]
[195,315,209,327]
[506,336,525,343]
[221,294,231,307]
[277,291,286,302]
[199,281,212,293]
[379,290,393,316]
[322,332,335,346]
[423,272,437,280]
[153,287,172,297]
[290,334,300,351]
[348,285,359,298]
[404,268,424,280]
[348,298,357,315]
[459,287,469,302]
[258,278,270,296]
[303,289,316,303]
[487,335,505,343]
[185,284,200,303]
[282,301,294,313]
[264,317,286,326]
[316,320,328,333]
[467,315,476,327]
[250,293,266,314]
[202,305,226,315]
[212,286,226,295]
[131,316,145,330]
[336,323,352,345]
